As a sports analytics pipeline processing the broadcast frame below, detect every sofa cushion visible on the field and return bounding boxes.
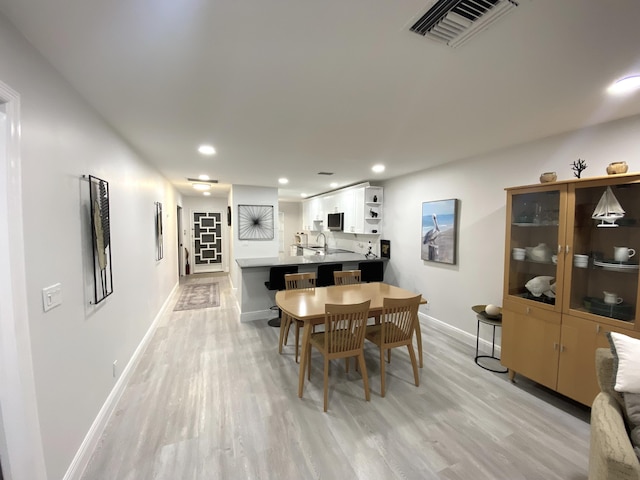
[626,393,640,461]
[608,332,640,394]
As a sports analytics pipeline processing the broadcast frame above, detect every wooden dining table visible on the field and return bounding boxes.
[276,282,428,398]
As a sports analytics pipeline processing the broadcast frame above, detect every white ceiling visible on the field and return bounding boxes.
[2,0,640,200]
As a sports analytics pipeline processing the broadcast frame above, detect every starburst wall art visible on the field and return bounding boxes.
[238,204,274,240]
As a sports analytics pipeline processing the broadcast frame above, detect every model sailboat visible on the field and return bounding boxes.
[592,186,625,227]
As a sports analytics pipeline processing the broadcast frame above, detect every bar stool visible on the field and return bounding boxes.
[265,265,298,327]
[316,263,342,287]
[471,304,507,373]
[358,260,384,283]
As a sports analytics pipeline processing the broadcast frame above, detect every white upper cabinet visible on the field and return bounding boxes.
[302,184,383,235]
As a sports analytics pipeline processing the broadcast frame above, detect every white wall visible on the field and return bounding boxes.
[382,113,640,340]
[0,14,180,480]
[181,195,230,273]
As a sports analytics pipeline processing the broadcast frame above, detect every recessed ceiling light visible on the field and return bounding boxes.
[278,178,289,184]
[607,75,640,95]
[372,164,385,173]
[192,183,211,191]
[198,144,216,156]
[330,182,338,188]
[203,191,211,196]
[301,193,308,198]
[198,174,210,180]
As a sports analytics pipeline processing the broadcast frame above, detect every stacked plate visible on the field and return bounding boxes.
[593,259,640,272]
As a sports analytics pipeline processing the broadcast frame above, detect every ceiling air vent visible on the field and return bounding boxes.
[410,0,518,48]
[317,172,334,176]
[186,177,218,183]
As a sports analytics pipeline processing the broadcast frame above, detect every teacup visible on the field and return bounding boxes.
[603,291,623,305]
[614,246,636,262]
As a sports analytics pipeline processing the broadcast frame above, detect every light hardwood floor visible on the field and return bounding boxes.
[81,274,591,480]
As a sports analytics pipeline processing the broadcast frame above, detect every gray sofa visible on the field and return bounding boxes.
[589,348,640,480]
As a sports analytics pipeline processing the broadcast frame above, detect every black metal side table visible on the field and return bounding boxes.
[472,305,508,373]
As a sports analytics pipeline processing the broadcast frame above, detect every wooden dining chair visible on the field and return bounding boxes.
[333,269,361,285]
[307,300,371,412]
[365,295,421,397]
[279,272,316,363]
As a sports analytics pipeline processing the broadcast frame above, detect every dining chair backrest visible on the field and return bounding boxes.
[285,272,316,290]
[324,300,371,354]
[333,270,361,286]
[380,295,422,345]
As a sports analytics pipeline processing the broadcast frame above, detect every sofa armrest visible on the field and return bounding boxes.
[596,347,624,406]
[589,392,640,480]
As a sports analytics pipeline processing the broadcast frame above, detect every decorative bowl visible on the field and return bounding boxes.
[540,172,557,183]
[606,162,628,175]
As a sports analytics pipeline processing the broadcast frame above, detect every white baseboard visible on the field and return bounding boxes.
[240,309,277,323]
[63,281,179,480]
[418,312,501,356]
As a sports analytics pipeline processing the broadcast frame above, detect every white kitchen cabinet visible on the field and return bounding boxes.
[302,183,383,235]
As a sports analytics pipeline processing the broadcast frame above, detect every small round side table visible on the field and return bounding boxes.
[472,305,508,373]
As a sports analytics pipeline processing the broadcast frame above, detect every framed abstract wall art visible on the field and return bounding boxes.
[421,198,459,265]
[238,204,274,240]
[85,174,114,304]
[155,201,163,261]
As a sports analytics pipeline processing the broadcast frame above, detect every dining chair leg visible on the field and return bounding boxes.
[407,344,419,387]
[387,349,391,363]
[278,313,288,354]
[298,324,312,398]
[380,347,386,398]
[323,357,329,412]
[415,320,423,368]
[357,354,371,402]
[345,358,350,373]
[284,318,292,346]
[294,321,300,363]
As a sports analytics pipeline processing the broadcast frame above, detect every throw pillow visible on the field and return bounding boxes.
[608,332,640,394]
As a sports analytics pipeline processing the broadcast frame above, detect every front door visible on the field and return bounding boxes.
[191,210,223,273]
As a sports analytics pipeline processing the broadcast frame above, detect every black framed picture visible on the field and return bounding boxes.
[238,204,274,240]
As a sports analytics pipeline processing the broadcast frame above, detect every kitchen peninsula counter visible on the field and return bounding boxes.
[235,253,386,322]
[236,252,376,268]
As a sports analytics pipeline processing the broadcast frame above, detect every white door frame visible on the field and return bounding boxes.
[0,82,47,479]
[176,205,184,276]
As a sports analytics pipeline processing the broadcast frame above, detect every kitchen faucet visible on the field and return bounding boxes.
[316,232,327,252]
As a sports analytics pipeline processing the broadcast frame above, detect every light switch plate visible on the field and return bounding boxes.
[42,283,62,312]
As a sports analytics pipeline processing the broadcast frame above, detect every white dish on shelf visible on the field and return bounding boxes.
[593,259,639,271]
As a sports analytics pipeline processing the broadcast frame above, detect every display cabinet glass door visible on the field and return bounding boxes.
[564,181,640,325]
[506,188,564,310]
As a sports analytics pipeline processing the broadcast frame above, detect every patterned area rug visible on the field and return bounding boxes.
[173,282,220,311]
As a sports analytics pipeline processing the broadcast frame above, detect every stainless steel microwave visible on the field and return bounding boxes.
[327,212,344,231]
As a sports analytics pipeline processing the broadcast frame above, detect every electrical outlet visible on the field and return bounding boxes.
[112,360,118,378]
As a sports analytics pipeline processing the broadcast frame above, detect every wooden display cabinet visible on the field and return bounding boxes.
[502,173,640,406]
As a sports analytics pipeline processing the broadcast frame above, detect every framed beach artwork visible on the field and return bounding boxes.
[421,199,459,265]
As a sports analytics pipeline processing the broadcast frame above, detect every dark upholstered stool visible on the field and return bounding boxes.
[316,263,342,287]
[358,260,384,283]
[265,265,298,327]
